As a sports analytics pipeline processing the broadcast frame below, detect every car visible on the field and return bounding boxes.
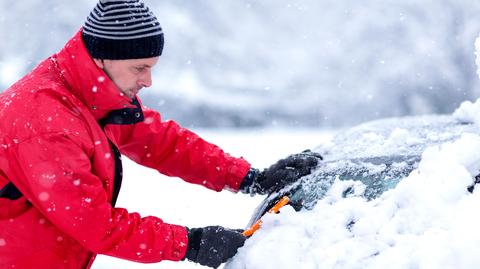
[225,114,479,269]
[244,115,477,226]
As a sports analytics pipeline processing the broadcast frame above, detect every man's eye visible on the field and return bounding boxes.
[135,67,145,72]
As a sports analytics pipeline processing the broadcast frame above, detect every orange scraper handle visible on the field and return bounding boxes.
[242,196,290,237]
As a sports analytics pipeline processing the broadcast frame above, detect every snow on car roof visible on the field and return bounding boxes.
[315,115,476,161]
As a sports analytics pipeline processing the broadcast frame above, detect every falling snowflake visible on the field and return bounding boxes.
[38,192,50,201]
[144,117,154,124]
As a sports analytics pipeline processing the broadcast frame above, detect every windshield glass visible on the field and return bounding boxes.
[290,155,419,210]
[251,155,419,224]
[249,116,475,225]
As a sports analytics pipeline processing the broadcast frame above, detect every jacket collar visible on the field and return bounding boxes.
[51,29,136,120]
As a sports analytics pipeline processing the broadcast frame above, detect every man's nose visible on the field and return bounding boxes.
[139,71,152,88]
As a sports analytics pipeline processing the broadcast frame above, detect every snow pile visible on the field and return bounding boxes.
[228,132,480,268]
[453,98,480,125]
[456,36,480,125]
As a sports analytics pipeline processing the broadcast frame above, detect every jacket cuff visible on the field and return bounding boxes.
[224,157,251,192]
[166,225,189,261]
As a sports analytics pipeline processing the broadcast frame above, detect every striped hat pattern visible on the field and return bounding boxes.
[82,0,164,60]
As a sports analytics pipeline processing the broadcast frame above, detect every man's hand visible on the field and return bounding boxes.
[240,149,323,195]
[184,226,246,268]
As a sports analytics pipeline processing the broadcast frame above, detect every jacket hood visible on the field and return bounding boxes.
[52,29,136,120]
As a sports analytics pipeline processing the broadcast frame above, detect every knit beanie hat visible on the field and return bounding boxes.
[82,0,164,60]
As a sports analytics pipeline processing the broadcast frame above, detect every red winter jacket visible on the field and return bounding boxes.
[0,29,250,269]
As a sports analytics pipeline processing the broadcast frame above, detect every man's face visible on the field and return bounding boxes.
[93,57,159,99]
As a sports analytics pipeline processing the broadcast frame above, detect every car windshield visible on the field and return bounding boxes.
[248,115,476,225]
[289,155,419,210]
[252,155,419,223]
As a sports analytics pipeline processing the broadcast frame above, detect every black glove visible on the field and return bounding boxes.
[184,226,246,268]
[240,149,323,195]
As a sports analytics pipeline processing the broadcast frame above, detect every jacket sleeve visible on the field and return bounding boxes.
[5,132,188,263]
[105,108,251,192]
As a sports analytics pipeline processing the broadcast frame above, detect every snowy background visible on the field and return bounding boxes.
[2,0,480,127]
[4,0,480,268]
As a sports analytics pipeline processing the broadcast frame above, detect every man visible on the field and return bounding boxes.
[0,0,321,268]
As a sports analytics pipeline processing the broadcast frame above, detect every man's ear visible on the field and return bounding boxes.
[93,58,104,69]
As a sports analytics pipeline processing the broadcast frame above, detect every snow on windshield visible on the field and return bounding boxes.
[226,99,480,269]
[315,114,474,162]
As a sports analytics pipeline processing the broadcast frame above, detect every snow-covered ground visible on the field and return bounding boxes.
[92,128,332,269]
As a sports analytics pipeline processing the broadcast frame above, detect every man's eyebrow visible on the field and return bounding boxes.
[136,64,152,68]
